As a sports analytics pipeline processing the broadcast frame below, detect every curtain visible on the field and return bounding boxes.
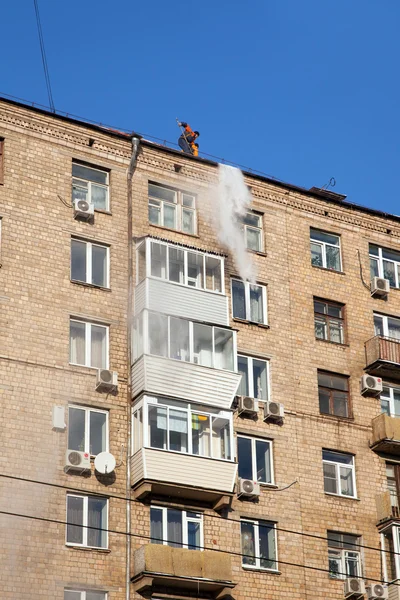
[259,523,276,569]
[150,508,163,544]
[250,285,263,323]
[70,321,85,365]
[167,509,183,548]
[90,411,107,456]
[241,521,256,566]
[92,245,107,287]
[91,325,106,369]
[256,440,271,483]
[71,240,86,282]
[232,280,246,319]
[88,497,107,548]
[67,496,83,545]
[68,407,85,452]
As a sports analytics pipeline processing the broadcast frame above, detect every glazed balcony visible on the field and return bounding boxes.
[365,336,400,381]
[376,491,400,525]
[371,413,400,455]
[131,544,235,599]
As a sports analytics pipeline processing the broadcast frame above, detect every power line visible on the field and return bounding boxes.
[33,0,55,113]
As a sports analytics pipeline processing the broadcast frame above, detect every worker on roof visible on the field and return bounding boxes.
[178,122,200,155]
[191,142,199,157]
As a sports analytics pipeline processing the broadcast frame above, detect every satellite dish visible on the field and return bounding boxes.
[94,452,116,474]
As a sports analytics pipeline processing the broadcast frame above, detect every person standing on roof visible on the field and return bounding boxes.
[178,122,200,155]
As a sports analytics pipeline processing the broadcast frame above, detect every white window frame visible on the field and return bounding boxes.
[370,244,400,289]
[64,591,107,600]
[237,435,274,484]
[66,494,108,549]
[231,278,268,325]
[374,313,400,339]
[241,211,264,252]
[71,238,110,288]
[328,532,361,580]
[148,182,197,234]
[69,319,109,369]
[137,238,225,294]
[150,505,203,549]
[132,396,234,461]
[310,229,342,271]
[380,385,400,418]
[68,405,109,456]
[240,518,278,571]
[381,525,400,582]
[322,450,357,499]
[72,163,109,211]
[237,354,269,400]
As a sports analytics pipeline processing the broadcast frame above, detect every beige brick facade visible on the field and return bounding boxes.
[0,97,398,599]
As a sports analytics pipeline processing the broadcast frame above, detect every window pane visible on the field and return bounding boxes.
[315,316,327,340]
[342,534,359,549]
[328,551,341,578]
[232,280,246,319]
[383,247,400,262]
[149,313,168,357]
[169,317,190,361]
[345,552,360,577]
[67,496,83,544]
[182,209,195,234]
[150,507,163,544]
[253,359,268,400]
[163,203,176,229]
[149,201,161,225]
[319,389,330,414]
[71,240,87,282]
[323,463,337,494]
[327,304,342,318]
[369,244,379,256]
[340,466,354,497]
[151,242,167,278]
[327,532,341,547]
[148,405,167,449]
[383,260,396,287]
[188,520,201,550]
[169,409,188,452]
[243,212,261,227]
[72,164,107,185]
[374,315,384,336]
[91,184,108,211]
[330,375,348,391]
[388,318,400,340]
[311,230,339,245]
[241,521,256,566]
[314,300,326,314]
[149,184,176,203]
[214,328,234,370]
[68,407,86,452]
[91,325,107,369]
[64,592,81,600]
[237,356,249,396]
[167,509,183,548]
[394,389,400,416]
[87,497,107,548]
[212,417,231,460]
[187,253,203,288]
[182,193,195,207]
[86,593,106,600]
[381,399,390,416]
[256,440,271,483]
[250,285,263,323]
[192,414,210,456]
[169,247,184,283]
[326,245,341,271]
[311,242,323,267]
[193,324,213,367]
[89,411,107,455]
[323,451,353,465]
[92,245,107,287]
[246,228,261,252]
[238,437,253,480]
[259,522,276,569]
[70,321,86,365]
[205,256,222,292]
[333,392,348,417]
[72,180,88,204]
[329,320,344,344]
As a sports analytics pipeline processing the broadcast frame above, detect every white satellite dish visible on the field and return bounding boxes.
[94,452,116,475]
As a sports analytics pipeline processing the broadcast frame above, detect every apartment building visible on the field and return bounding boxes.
[1,95,400,600]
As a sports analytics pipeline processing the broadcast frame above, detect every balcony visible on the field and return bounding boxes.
[371,413,400,454]
[131,544,235,599]
[376,491,400,525]
[131,447,237,509]
[131,355,241,409]
[365,336,400,381]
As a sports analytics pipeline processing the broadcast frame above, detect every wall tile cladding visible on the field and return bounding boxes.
[2,99,400,598]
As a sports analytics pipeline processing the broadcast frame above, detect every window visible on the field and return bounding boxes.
[237,436,273,484]
[132,397,233,460]
[68,406,108,456]
[314,299,345,344]
[72,162,109,211]
[370,244,400,288]
[241,211,263,252]
[71,239,109,287]
[148,183,196,234]
[241,519,277,570]
[231,279,267,324]
[237,355,269,400]
[150,506,202,550]
[137,239,223,293]
[318,371,349,418]
[386,463,400,514]
[381,386,400,418]
[134,311,235,371]
[374,313,400,340]
[310,229,342,271]
[69,319,109,369]
[0,138,4,185]
[64,591,107,600]
[66,494,108,548]
[328,532,361,579]
[382,526,400,582]
[322,450,356,498]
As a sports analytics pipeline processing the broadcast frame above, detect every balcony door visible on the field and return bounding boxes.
[374,314,400,340]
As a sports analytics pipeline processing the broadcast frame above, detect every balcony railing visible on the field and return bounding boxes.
[376,490,400,523]
[365,335,400,380]
[371,413,400,455]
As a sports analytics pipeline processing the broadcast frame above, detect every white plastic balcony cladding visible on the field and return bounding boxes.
[134,278,229,326]
[131,355,241,409]
[131,447,238,493]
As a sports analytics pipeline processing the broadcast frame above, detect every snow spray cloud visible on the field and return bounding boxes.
[210,164,256,282]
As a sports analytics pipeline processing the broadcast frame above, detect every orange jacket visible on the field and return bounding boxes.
[190,142,199,157]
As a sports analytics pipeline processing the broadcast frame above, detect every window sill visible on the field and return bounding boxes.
[259,483,278,489]
[315,338,349,348]
[325,492,359,501]
[247,249,267,257]
[312,265,345,275]
[71,280,111,292]
[149,223,199,238]
[66,545,110,553]
[233,318,270,329]
[69,362,108,372]
[94,209,112,216]
[319,413,354,423]
[242,566,281,575]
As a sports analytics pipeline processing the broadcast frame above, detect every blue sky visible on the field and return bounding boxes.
[1,1,399,213]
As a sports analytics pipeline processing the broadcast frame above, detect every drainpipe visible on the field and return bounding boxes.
[126,135,140,600]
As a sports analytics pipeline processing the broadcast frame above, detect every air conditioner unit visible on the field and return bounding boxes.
[96,369,118,392]
[238,396,259,416]
[344,578,366,598]
[371,277,390,298]
[74,198,94,220]
[367,584,388,599]
[65,450,91,473]
[264,400,284,421]
[360,374,383,397]
[237,478,260,498]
